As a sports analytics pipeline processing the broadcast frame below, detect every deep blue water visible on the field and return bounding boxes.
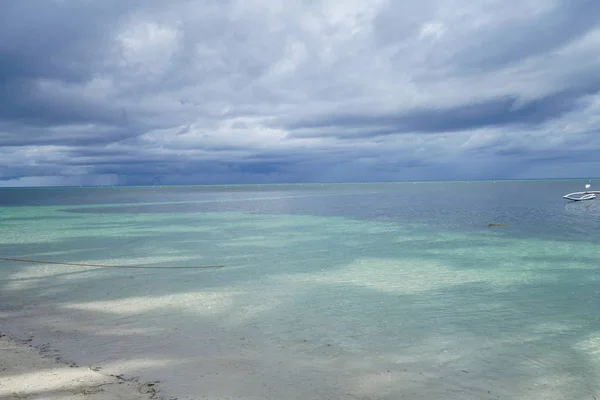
[2,180,599,241]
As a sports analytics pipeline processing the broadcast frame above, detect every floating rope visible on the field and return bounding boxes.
[0,257,224,269]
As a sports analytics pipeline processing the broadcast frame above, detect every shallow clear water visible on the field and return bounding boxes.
[1,181,600,399]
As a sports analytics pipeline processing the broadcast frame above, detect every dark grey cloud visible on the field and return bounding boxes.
[0,0,148,135]
[452,0,600,72]
[0,0,599,186]
[281,85,600,138]
[0,84,128,127]
[0,1,114,83]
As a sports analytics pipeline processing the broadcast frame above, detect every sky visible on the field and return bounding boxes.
[1,0,600,187]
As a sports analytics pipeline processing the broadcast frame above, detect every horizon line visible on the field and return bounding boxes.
[0,177,597,190]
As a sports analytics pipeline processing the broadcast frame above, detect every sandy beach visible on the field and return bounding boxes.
[0,333,161,400]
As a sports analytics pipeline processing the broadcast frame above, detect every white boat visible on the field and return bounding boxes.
[563,184,599,201]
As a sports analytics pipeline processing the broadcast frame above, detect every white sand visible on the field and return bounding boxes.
[0,334,161,400]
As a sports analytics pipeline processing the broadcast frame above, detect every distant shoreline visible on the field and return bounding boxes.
[0,177,597,190]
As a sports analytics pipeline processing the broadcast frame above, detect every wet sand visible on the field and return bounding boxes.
[0,333,162,400]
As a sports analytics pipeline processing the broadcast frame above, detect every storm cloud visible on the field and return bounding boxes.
[1,0,599,186]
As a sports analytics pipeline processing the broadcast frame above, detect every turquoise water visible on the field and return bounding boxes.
[1,181,600,399]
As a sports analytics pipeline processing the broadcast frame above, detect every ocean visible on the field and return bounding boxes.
[1,180,599,399]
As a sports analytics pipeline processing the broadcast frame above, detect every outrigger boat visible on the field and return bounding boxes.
[563,184,599,201]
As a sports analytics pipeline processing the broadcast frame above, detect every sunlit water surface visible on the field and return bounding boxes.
[1,181,600,399]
